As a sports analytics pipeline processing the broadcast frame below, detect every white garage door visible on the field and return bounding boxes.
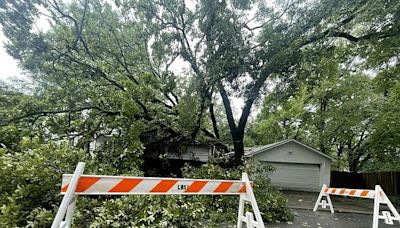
[267,162,320,191]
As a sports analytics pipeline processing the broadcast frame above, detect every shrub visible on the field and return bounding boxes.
[0,139,292,227]
[0,139,86,227]
[181,161,293,224]
[0,138,143,227]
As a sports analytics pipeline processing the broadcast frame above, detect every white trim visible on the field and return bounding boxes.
[62,174,246,183]
[245,139,336,162]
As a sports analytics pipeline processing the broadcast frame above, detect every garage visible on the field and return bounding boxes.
[267,162,320,191]
[245,139,335,191]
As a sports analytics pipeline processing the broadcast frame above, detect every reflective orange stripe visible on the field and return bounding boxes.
[61,184,69,192]
[150,180,178,193]
[331,188,336,193]
[214,182,233,193]
[339,189,346,195]
[185,181,207,193]
[109,179,142,192]
[349,190,356,195]
[238,184,246,193]
[76,177,100,192]
[61,177,100,192]
[360,190,369,197]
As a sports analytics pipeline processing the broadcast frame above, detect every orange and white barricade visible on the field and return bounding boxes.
[313,184,400,228]
[52,162,265,228]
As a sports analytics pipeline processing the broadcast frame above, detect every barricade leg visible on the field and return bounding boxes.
[313,184,334,213]
[52,162,85,228]
[325,192,334,213]
[237,194,245,228]
[373,186,380,228]
[63,196,77,228]
[313,184,400,228]
[373,185,400,228]
[236,173,265,228]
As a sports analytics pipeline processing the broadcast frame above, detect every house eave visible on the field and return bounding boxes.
[244,139,336,162]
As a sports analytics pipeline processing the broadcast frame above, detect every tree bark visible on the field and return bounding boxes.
[209,102,220,139]
[218,84,247,165]
[232,130,245,166]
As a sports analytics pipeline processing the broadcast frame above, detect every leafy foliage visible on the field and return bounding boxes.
[249,42,399,172]
[1,0,399,226]
[0,140,291,227]
[2,0,399,165]
[0,139,87,227]
[182,162,293,223]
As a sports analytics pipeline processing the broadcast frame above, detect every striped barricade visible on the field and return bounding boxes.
[313,184,400,228]
[52,162,265,228]
[60,174,250,195]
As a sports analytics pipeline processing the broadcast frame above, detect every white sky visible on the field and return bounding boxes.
[0,31,24,81]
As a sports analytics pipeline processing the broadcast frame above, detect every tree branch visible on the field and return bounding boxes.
[209,102,220,139]
[1,105,120,126]
[218,84,237,132]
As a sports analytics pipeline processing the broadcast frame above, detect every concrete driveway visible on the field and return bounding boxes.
[271,191,400,228]
[283,190,377,213]
[222,191,399,227]
[269,208,398,228]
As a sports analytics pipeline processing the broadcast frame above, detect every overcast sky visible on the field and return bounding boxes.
[0,31,23,81]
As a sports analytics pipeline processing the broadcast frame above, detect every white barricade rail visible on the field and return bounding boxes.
[52,162,265,228]
[313,184,400,228]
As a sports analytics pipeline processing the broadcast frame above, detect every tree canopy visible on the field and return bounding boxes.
[1,0,399,168]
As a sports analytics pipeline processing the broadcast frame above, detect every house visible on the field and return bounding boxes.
[141,139,228,176]
[245,139,336,192]
[68,130,117,152]
[165,144,218,162]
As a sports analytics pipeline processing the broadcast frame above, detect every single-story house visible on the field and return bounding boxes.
[165,144,217,162]
[245,139,336,192]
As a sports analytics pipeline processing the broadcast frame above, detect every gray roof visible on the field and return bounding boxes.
[244,139,336,161]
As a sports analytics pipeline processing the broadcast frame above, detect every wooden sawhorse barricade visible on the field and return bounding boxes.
[51,162,265,228]
[313,184,400,228]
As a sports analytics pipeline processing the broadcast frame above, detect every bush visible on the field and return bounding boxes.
[181,161,293,224]
[0,139,86,227]
[0,139,292,227]
[0,137,143,227]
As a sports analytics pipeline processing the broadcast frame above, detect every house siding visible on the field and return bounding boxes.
[250,142,332,191]
[166,145,211,162]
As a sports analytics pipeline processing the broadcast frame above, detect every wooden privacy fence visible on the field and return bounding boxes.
[331,171,399,196]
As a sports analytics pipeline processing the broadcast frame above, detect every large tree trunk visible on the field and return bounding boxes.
[232,132,245,166]
[218,85,247,166]
[347,140,359,173]
[348,156,359,173]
